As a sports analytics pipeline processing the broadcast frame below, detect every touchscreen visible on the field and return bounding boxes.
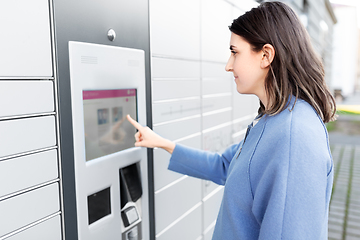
[83,89,137,161]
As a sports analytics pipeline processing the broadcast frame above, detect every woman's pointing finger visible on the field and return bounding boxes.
[127,114,143,130]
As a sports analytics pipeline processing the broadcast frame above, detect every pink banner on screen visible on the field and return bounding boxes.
[83,89,136,100]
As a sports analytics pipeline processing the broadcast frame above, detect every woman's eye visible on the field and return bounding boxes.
[231,51,237,55]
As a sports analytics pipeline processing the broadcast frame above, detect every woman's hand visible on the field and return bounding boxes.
[126,115,175,154]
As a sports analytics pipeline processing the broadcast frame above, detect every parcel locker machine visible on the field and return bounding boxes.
[68,41,149,240]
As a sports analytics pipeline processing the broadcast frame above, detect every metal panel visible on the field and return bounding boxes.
[203,111,231,130]
[0,81,54,118]
[153,99,201,124]
[152,58,200,79]
[203,188,224,230]
[0,116,56,158]
[201,62,232,79]
[202,181,219,199]
[227,0,258,13]
[152,80,201,102]
[153,149,182,192]
[204,225,215,240]
[154,135,201,192]
[0,150,58,198]
[232,90,259,119]
[0,183,60,237]
[232,5,245,19]
[201,0,233,63]
[7,216,62,240]
[232,114,254,143]
[202,96,232,114]
[203,79,232,96]
[150,0,201,59]
[156,204,202,240]
[154,177,202,234]
[153,117,201,141]
[203,126,232,152]
[0,0,52,77]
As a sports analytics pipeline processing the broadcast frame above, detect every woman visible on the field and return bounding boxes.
[128,1,336,239]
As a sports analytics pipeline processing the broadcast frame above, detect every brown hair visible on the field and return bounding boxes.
[229,1,336,123]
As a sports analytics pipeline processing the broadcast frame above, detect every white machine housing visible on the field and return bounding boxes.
[68,41,148,240]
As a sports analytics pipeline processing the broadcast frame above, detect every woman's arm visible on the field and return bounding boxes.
[168,143,239,185]
[127,114,239,184]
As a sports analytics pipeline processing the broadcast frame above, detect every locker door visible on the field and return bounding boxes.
[0,0,53,77]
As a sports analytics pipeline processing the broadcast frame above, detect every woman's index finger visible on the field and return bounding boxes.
[126,114,143,130]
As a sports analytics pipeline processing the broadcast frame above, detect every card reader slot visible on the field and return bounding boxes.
[120,162,142,206]
[120,173,130,209]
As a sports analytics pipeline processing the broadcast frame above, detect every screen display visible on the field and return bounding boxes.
[83,89,137,161]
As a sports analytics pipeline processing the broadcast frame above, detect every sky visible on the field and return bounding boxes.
[330,0,360,27]
[330,0,359,7]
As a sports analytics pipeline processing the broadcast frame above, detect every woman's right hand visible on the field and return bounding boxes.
[127,115,175,154]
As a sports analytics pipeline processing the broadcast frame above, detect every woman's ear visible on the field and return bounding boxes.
[261,44,275,68]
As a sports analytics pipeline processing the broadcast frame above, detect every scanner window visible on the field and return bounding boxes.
[88,187,111,225]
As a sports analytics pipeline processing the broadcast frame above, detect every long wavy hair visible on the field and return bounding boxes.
[229,1,336,123]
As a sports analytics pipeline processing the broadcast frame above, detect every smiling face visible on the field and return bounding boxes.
[225,33,269,104]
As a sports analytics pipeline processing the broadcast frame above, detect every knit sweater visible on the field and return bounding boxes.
[168,99,333,239]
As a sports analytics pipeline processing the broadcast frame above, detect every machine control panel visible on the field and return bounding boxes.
[69,41,148,240]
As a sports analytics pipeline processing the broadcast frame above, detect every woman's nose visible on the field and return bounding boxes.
[225,57,233,72]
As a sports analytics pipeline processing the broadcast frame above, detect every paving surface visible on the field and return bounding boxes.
[328,93,360,240]
[328,144,360,240]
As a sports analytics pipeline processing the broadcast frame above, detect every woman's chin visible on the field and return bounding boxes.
[236,88,248,94]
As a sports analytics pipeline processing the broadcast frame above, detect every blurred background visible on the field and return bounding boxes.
[311,0,360,239]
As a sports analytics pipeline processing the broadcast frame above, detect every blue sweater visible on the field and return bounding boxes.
[168,99,333,239]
